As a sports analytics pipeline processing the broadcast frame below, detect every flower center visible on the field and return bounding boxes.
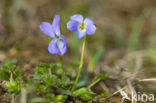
[55,35,61,41]
[79,22,85,30]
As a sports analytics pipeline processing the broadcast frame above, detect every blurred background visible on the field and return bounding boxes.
[0,0,156,102]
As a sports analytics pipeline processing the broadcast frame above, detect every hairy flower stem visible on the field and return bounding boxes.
[61,56,64,79]
[72,36,86,92]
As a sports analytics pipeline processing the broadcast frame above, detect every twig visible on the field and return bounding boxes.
[20,87,27,103]
[127,79,137,103]
[139,78,156,82]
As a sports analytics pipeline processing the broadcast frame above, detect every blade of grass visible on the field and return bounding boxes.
[128,9,150,51]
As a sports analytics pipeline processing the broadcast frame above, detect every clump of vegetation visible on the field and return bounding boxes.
[0,60,109,103]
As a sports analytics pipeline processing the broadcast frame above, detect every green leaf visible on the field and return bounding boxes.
[54,94,67,102]
[45,93,55,100]
[50,63,61,70]
[73,88,96,101]
[147,49,156,60]
[70,60,80,67]
[33,74,42,81]
[0,69,10,81]
[35,67,47,75]
[37,85,47,93]
[43,74,57,86]
[6,81,20,94]
[73,88,95,96]
[88,74,110,89]
[57,89,72,95]
[97,74,109,80]
[92,73,110,82]
[40,63,50,69]
[73,88,88,96]
[76,80,86,88]
[88,47,104,72]
[5,58,17,65]
[2,64,16,71]
[61,76,71,86]
[30,97,47,103]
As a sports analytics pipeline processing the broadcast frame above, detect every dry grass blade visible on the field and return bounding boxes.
[139,78,156,82]
[127,80,137,103]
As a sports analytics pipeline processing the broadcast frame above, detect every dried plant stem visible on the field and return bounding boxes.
[20,87,27,103]
[139,78,156,82]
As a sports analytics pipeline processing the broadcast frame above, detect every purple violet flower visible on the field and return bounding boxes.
[40,15,68,56]
[67,14,96,38]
